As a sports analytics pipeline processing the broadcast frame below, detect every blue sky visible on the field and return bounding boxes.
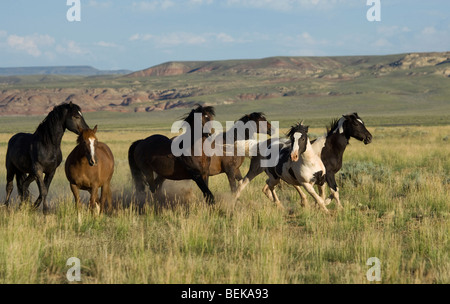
[0,0,449,71]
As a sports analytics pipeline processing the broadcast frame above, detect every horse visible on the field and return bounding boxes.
[261,123,330,212]
[128,105,216,205]
[4,102,90,214]
[305,113,373,208]
[65,126,115,215]
[208,112,272,192]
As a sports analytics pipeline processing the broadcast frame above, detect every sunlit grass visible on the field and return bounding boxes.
[0,124,449,283]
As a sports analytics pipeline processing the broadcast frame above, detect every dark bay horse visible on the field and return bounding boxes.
[4,102,90,214]
[65,126,115,215]
[308,113,372,208]
[128,105,216,205]
[208,112,272,192]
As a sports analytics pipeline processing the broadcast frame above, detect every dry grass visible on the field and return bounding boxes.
[0,125,449,283]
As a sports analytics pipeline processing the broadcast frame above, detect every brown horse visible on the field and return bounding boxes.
[65,126,115,214]
[208,112,272,192]
[128,105,216,205]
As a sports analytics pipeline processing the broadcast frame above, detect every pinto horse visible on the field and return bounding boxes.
[208,112,272,192]
[4,102,90,214]
[306,113,373,208]
[65,126,115,215]
[261,123,330,212]
[128,105,216,205]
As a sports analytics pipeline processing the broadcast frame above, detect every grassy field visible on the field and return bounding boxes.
[0,112,449,284]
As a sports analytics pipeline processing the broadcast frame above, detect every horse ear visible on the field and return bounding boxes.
[93,125,98,134]
[69,101,73,107]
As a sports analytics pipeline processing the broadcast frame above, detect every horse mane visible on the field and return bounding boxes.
[181,104,216,124]
[76,133,83,145]
[236,112,266,123]
[327,118,341,136]
[327,113,360,136]
[34,103,74,143]
[286,122,308,139]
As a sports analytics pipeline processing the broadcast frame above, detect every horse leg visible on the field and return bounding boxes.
[33,169,50,214]
[192,174,215,205]
[106,183,113,213]
[99,183,113,214]
[225,168,237,193]
[16,172,26,202]
[318,183,326,201]
[4,167,15,207]
[99,185,107,214]
[145,170,157,193]
[293,185,309,208]
[330,187,343,209]
[89,186,100,216]
[235,156,264,200]
[40,170,56,214]
[301,183,329,214]
[22,175,35,203]
[234,167,243,181]
[70,183,82,213]
[263,177,284,209]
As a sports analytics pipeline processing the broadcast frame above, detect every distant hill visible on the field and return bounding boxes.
[127,53,449,78]
[0,52,449,117]
[127,57,346,77]
[0,66,132,76]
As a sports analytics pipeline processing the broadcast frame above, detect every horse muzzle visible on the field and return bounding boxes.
[364,135,373,145]
[290,151,299,162]
[88,159,97,167]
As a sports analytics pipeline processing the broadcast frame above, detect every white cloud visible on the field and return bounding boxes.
[216,33,235,43]
[95,41,118,48]
[377,25,411,37]
[372,38,392,48]
[158,32,207,47]
[6,34,55,57]
[129,33,154,41]
[189,0,214,5]
[132,0,175,11]
[421,26,436,35]
[129,32,239,46]
[87,0,112,8]
[225,0,353,11]
[56,40,90,56]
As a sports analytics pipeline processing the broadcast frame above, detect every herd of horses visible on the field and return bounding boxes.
[2,102,372,215]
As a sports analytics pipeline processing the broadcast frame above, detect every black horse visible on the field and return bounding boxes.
[128,105,216,205]
[4,102,90,214]
[309,113,372,208]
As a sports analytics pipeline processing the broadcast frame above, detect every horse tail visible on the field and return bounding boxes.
[128,140,146,193]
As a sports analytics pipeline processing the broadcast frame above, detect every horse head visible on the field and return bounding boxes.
[183,104,216,137]
[64,102,90,135]
[287,122,309,162]
[77,125,99,167]
[342,113,372,145]
[237,112,272,137]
